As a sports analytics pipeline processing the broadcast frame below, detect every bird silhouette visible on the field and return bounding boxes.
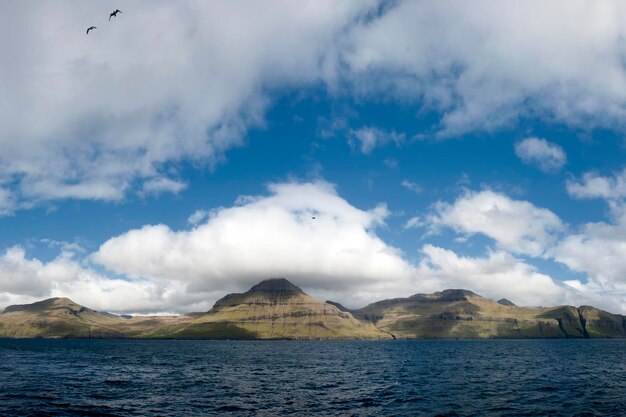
[86,26,97,34]
[109,9,122,21]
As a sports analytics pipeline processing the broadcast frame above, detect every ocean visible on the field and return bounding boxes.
[0,339,624,416]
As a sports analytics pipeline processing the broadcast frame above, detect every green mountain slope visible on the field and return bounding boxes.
[184,279,389,339]
[1,281,624,339]
[347,289,626,339]
[0,297,127,338]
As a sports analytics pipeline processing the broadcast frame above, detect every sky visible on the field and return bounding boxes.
[2,0,626,314]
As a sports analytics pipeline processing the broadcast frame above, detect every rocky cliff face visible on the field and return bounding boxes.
[577,306,626,338]
[1,280,625,339]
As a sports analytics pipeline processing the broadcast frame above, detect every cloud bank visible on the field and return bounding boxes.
[5,2,626,211]
[2,181,623,314]
[425,190,565,257]
[0,1,374,210]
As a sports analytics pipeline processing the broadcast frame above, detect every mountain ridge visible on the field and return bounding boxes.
[1,278,625,339]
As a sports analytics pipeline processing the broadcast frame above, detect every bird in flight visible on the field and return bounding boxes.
[109,9,122,21]
[86,26,97,34]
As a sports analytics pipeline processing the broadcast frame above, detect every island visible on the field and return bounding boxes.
[1,278,624,339]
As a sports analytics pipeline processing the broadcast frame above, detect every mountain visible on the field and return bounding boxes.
[348,289,626,339]
[1,280,624,339]
[0,297,127,338]
[182,278,388,339]
[497,298,516,306]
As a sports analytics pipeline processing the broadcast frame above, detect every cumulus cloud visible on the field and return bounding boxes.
[419,244,624,312]
[428,190,565,256]
[567,169,626,201]
[0,1,374,209]
[6,2,626,212]
[92,181,418,308]
[411,187,626,311]
[2,181,625,313]
[564,172,626,291]
[0,245,230,314]
[1,181,421,312]
[345,1,626,136]
[418,245,571,307]
[349,127,405,154]
[563,171,626,288]
[552,221,626,289]
[515,137,567,172]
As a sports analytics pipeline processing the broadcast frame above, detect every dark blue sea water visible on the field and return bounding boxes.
[0,339,624,416]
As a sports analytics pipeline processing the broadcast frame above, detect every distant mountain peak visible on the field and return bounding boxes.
[248,278,305,295]
[325,300,353,313]
[3,297,85,313]
[408,289,480,303]
[497,298,516,306]
[211,278,306,310]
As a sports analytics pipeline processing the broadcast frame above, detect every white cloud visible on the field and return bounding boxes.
[0,245,225,314]
[553,228,626,289]
[92,181,417,308]
[349,127,405,154]
[419,245,563,307]
[417,244,622,312]
[187,210,210,225]
[2,181,624,313]
[551,205,626,290]
[142,177,187,196]
[404,216,424,230]
[515,137,567,172]
[0,187,14,215]
[0,246,59,298]
[417,187,626,311]
[0,1,375,209]
[4,181,417,312]
[345,1,626,136]
[428,190,565,256]
[5,1,626,213]
[567,169,626,201]
[401,180,422,194]
[561,172,626,288]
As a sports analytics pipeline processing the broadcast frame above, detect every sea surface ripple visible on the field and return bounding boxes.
[0,339,624,416]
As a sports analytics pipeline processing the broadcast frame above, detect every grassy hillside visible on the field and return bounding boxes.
[0,298,128,338]
[349,290,626,339]
[1,281,624,339]
[188,279,388,339]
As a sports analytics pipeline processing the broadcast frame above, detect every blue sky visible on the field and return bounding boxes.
[2,1,626,313]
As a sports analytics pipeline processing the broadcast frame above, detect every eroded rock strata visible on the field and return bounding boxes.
[1,279,624,339]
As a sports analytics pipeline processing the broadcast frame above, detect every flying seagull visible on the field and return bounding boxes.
[86,26,97,34]
[109,9,122,21]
